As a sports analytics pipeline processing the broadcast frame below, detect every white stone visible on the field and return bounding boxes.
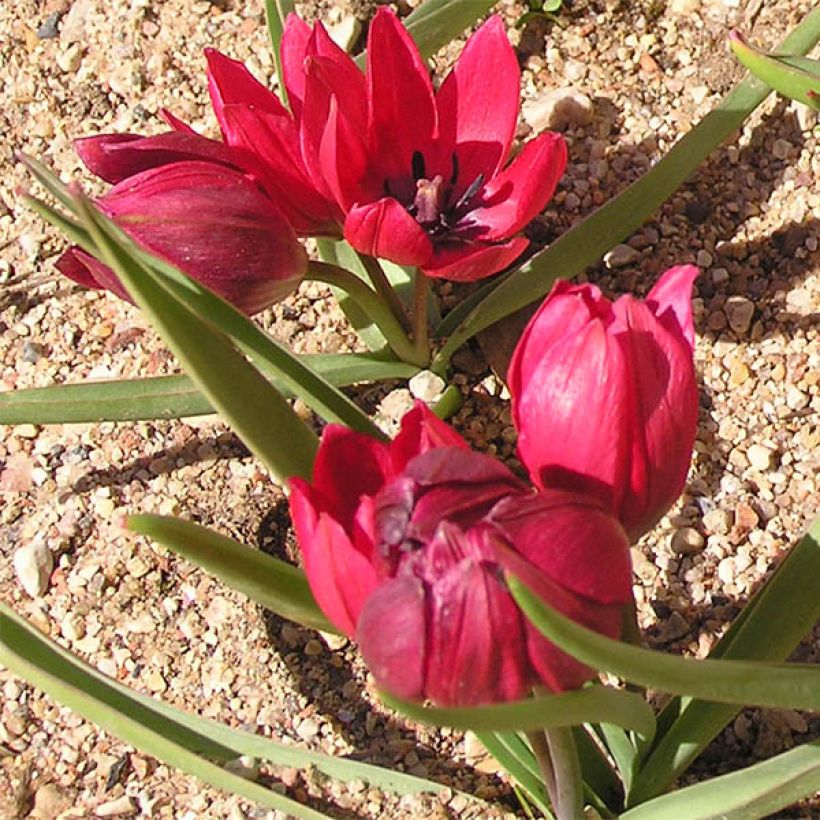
[724,296,755,334]
[746,443,775,471]
[327,16,361,51]
[604,244,640,269]
[408,370,446,404]
[522,87,594,132]
[13,541,53,598]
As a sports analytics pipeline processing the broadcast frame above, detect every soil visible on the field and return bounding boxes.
[0,0,818,817]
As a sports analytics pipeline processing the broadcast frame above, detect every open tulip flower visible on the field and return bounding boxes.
[206,9,568,281]
[57,156,308,316]
[290,402,632,706]
[508,265,700,542]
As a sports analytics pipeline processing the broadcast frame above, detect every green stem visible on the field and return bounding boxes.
[357,253,414,335]
[544,726,584,820]
[306,261,426,367]
[411,270,431,366]
[526,730,557,805]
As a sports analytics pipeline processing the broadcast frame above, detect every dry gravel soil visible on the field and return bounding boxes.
[0,0,819,817]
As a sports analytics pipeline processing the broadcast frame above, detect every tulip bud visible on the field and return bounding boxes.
[290,403,632,706]
[508,265,699,542]
[57,161,307,315]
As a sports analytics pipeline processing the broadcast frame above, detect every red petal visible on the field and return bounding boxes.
[490,492,632,604]
[366,8,437,187]
[356,575,426,700]
[159,109,197,133]
[280,13,312,118]
[205,49,288,139]
[466,132,567,241]
[512,317,631,510]
[344,198,432,266]
[422,237,528,282]
[645,264,699,353]
[289,479,380,636]
[219,104,341,233]
[435,17,520,198]
[389,401,469,473]
[56,247,129,301]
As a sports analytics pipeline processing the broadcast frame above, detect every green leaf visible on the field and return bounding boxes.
[475,731,554,818]
[0,603,329,818]
[0,357,416,425]
[126,514,336,634]
[621,741,820,820]
[74,194,318,482]
[0,603,460,801]
[432,6,820,368]
[403,0,498,60]
[597,722,639,796]
[264,0,297,106]
[573,726,623,813]
[381,684,655,737]
[508,573,820,712]
[729,29,820,110]
[630,518,820,804]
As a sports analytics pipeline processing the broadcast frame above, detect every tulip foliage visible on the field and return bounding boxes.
[3,1,820,819]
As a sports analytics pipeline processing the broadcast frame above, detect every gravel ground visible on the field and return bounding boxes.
[0,0,818,817]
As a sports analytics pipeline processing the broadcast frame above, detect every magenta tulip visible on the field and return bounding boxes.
[57,161,307,315]
[290,403,632,706]
[206,9,567,280]
[508,265,699,542]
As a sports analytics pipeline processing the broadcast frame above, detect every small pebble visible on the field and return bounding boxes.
[522,87,594,132]
[408,370,445,404]
[36,12,61,38]
[746,443,775,471]
[670,527,705,555]
[14,541,53,598]
[703,508,732,535]
[95,795,137,817]
[604,244,639,268]
[724,296,755,334]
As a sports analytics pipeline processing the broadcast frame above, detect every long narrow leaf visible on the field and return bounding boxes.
[264,0,296,105]
[508,574,820,712]
[475,731,554,818]
[404,0,497,59]
[0,604,330,818]
[381,685,655,737]
[433,6,820,367]
[621,742,820,820]
[0,603,459,799]
[630,519,820,804]
[0,353,417,425]
[127,514,335,634]
[74,195,318,481]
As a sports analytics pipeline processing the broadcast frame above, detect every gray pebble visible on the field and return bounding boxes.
[36,12,61,39]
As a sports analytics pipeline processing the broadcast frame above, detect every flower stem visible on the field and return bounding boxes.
[411,270,430,365]
[526,730,557,803]
[306,261,427,367]
[357,253,413,335]
[544,726,584,820]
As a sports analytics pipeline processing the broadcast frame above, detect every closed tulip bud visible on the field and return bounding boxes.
[290,403,632,706]
[57,161,307,315]
[508,265,699,542]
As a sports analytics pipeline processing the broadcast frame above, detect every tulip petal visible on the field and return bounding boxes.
[466,132,567,242]
[205,49,288,139]
[421,236,528,282]
[344,198,433,267]
[289,479,380,636]
[75,131,243,185]
[423,525,532,705]
[490,493,632,604]
[389,400,469,473]
[56,247,129,301]
[366,8,437,187]
[100,161,307,314]
[512,316,631,510]
[159,109,197,133]
[645,264,699,352]
[280,13,312,118]
[435,17,520,199]
[356,575,426,700]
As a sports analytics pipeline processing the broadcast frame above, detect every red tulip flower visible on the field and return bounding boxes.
[206,9,567,281]
[508,265,699,542]
[290,403,632,706]
[57,160,307,315]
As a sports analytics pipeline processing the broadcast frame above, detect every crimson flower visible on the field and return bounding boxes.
[290,403,632,706]
[56,140,307,315]
[206,9,567,281]
[508,265,699,542]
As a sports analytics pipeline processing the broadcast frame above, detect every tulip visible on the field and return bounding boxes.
[508,265,699,542]
[290,403,632,706]
[57,161,307,315]
[207,9,567,280]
